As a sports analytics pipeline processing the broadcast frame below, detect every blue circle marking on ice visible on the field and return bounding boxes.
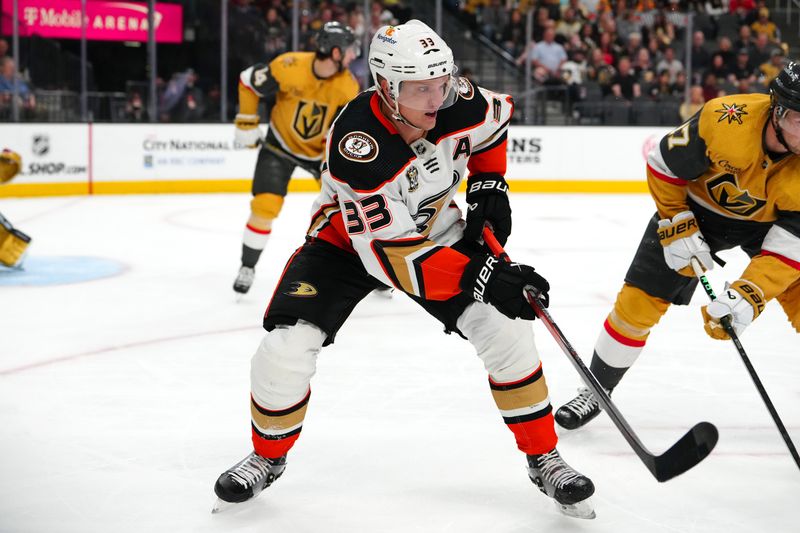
[0,256,126,286]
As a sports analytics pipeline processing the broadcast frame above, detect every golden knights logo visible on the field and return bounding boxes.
[715,102,748,124]
[293,100,329,140]
[706,173,766,217]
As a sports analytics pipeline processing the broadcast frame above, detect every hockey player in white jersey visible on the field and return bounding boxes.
[213,20,596,519]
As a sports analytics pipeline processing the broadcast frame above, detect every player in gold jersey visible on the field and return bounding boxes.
[232,22,361,295]
[555,62,800,430]
[0,149,31,269]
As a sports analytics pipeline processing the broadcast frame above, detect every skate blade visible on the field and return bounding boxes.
[554,498,596,520]
[211,498,237,514]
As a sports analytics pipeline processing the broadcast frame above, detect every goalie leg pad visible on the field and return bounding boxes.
[0,221,31,268]
[250,192,285,221]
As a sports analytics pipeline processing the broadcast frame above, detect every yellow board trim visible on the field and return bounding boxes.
[0,179,648,197]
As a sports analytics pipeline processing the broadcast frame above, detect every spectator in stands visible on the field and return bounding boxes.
[690,31,711,79]
[750,7,779,42]
[729,0,755,16]
[502,9,527,57]
[561,48,588,102]
[704,0,726,16]
[679,85,705,121]
[556,8,582,43]
[624,32,644,62]
[172,70,205,122]
[645,68,673,99]
[731,48,756,84]
[651,10,676,50]
[479,0,508,42]
[671,71,687,98]
[0,39,8,60]
[715,36,736,69]
[633,48,654,80]
[124,91,146,122]
[750,32,776,68]
[656,47,683,84]
[707,52,731,81]
[702,70,721,100]
[611,56,641,100]
[527,27,568,85]
[533,7,553,43]
[565,0,590,22]
[758,48,786,87]
[616,10,641,44]
[0,57,35,113]
[734,24,754,56]
[579,22,597,51]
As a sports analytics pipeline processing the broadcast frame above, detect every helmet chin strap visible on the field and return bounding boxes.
[376,87,428,131]
[772,105,799,154]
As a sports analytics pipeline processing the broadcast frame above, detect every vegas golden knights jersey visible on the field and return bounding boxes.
[646,93,800,302]
[239,52,360,161]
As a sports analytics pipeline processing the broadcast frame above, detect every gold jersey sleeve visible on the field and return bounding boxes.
[648,92,800,300]
[267,52,360,161]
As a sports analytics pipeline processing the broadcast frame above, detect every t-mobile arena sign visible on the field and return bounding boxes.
[1,0,183,43]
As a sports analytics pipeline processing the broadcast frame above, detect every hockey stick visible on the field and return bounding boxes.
[257,138,321,180]
[690,258,800,470]
[482,227,719,482]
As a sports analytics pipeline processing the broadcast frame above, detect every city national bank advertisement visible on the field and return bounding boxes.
[0,124,671,196]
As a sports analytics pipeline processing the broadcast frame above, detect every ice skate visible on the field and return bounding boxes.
[555,387,603,430]
[527,448,595,519]
[233,265,255,295]
[212,452,286,513]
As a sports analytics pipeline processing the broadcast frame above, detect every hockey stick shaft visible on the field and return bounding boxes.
[482,228,717,481]
[257,138,321,180]
[691,258,800,469]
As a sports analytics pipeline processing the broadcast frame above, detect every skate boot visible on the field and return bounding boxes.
[527,448,595,519]
[233,265,255,295]
[212,452,286,513]
[555,387,603,430]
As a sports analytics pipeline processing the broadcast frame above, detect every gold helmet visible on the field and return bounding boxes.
[0,148,21,184]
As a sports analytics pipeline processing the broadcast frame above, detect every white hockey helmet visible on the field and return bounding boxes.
[368,20,458,125]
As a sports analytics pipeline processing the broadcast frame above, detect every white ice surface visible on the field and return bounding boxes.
[0,192,797,533]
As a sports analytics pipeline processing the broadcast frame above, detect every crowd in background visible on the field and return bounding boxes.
[0,0,794,123]
[454,0,790,120]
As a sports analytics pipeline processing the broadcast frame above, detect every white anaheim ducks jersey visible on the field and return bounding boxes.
[307,79,514,301]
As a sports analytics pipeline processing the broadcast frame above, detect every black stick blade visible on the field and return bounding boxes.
[650,422,719,482]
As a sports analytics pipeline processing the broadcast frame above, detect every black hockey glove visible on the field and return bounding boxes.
[460,254,549,320]
[463,173,512,246]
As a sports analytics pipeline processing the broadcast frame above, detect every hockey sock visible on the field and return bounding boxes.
[241,223,271,268]
[489,364,557,455]
[592,284,670,390]
[251,390,310,459]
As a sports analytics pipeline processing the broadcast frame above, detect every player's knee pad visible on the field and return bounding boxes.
[251,320,327,408]
[457,302,540,382]
[595,283,670,368]
[0,217,31,268]
[776,281,800,333]
[250,193,285,221]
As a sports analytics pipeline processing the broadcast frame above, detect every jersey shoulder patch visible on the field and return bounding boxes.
[327,91,414,193]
